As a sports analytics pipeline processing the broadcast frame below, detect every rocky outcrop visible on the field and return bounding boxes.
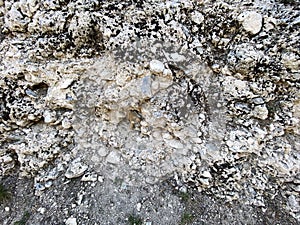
[0,0,299,223]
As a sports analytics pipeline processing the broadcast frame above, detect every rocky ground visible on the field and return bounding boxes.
[0,0,299,224]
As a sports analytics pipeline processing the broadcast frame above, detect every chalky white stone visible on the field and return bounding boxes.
[66,217,77,225]
[65,159,88,179]
[191,11,204,25]
[253,105,268,120]
[106,151,121,165]
[238,11,263,35]
[149,60,165,74]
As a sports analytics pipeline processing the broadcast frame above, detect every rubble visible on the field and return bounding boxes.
[238,11,263,35]
[65,159,88,179]
[0,0,299,224]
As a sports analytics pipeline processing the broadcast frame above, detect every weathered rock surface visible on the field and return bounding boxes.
[0,0,299,224]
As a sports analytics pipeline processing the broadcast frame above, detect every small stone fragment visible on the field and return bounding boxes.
[136,202,142,212]
[97,147,109,157]
[65,159,88,179]
[141,75,152,97]
[81,172,98,182]
[43,110,56,124]
[288,195,300,212]
[66,217,77,225]
[238,11,263,35]
[62,117,72,129]
[149,60,165,74]
[106,151,121,164]
[281,52,300,73]
[98,176,104,183]
[199,178,210,186]
[253,105,268,120]
[202,171,212,179]
[37,207,46,214]
[191,11,204,24]
[165,139,184,149]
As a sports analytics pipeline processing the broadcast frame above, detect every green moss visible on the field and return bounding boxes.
[14,211,31,225]
[128,214,143,225]
[14,211,30,225]
[113,177,124,186]
[0,183,11,202]
[178,191,191,203]
[180,212,194,225]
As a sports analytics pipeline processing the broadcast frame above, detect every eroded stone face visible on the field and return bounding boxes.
[72,49,220,184]
[0,0,299,222]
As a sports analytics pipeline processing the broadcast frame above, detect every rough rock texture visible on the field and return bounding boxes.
[0,0,299,224]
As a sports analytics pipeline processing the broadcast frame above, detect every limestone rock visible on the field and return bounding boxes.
[81,172,98,182]
[149,60,165,74]
[238,11,263,35]
[65,159,88,179]
[66,217,77,225]
[106,151,121,165]
[252,105,269,120]
[191,11,204,24]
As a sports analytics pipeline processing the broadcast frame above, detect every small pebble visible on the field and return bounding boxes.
[191,11,204,24]
[37,207,46,214]
[81,173,98,182]
[136,202,142,212]
[106,151,121,165]
[65,159,88,179]
[238,11,263,35]
[149,60,165,74]
[66,217,77,225]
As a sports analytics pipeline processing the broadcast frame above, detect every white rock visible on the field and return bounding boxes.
[81,173,98,182]
[98,176,104,183]
[37,207,46,214]
[136,202,142,212]
[66,217,77,225]
[192,137,202,144]
[238,11,263,35]
[199,178,210,186]
[1,155,13,164]
[163,68,172,77]
[288,195,300,211]
[27,114,36,121]
[65,159,88,179]
[202,171,212,179]
[5,4,31,32]
[46,85,76,109]
[59,78,74,89]
[97,147,109,157]
[169,53,186,62]
[149,60,165,74]
[62,118,72,129]
[141,75,152,97]
[76,193,84,205]
[281,52,300,73]
[223,76,253,97]
[165,139,184,149]
[253,105,268,120]
[43,110,56,123]
[106,151,121,164]
[4,207,10,212]
[191,11,204,24]
[162,132,173,140]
